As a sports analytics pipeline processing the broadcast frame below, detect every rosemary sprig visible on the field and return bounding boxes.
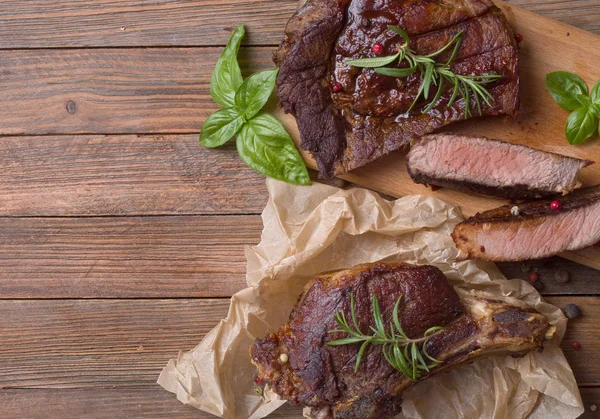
[327,293,443,381]
[346,25,503,117]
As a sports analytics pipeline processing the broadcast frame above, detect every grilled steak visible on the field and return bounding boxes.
[453,185,600,261]
[251,262,550,418]
[406,134,592,199]
[275,0,520,178]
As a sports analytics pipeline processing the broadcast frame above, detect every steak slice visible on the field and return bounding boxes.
[452,185,600,261]
[250,262,550,419]
[406,134,593,199]
[275,0,520,177]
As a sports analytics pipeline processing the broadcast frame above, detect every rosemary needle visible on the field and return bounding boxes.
[346,25,503,118]
[327,293,443,381]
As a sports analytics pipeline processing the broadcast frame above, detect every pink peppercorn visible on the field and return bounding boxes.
[528,272,539,282]
[572,341,581,351]
[550,200,562,211]
[372,43,384,55]
[515,33,524,43]
[331,82,342,93]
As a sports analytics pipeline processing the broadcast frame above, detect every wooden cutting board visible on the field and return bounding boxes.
[275,1,600,270]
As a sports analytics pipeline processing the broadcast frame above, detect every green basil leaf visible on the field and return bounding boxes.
[199,108,244,148]
[375,66,416,77]
[565,107,596,145]
[346,52,400,68]
[593,103,600,118]
[234,68,279,119]
[577,93,591,107]
[236,113,310,185]
[210,25,245,107]
[592,80,600,104]
[546,71,589,111]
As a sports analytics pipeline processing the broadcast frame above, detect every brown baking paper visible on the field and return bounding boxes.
[158,178,583,419]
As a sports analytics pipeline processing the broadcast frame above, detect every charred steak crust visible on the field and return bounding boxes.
[250,262,549,419]
[276,0,520,177]
[452,185,600,261]
[406,134,593,200]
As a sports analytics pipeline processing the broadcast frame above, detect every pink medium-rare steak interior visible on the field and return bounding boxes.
[452,185,600,261]
[406,134,592,199]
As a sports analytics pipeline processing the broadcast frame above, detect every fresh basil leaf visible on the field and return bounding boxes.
[387,25,410,44]
[346,52,400,68]
[546,71,589,111]
[577,93,591,107]
[199,108,244,148]
[592,80,600,104]
[565,107,596,144]
[236,113,310,185]
[592,103,600,118]
[375,66,416,77]
[210,25,245,107]
[234,68,278,119]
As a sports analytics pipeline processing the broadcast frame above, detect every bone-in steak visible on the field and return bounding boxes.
[452,185,600,261]
[250,262,549,418]
[407,134,592,199]
[275,0,520,177]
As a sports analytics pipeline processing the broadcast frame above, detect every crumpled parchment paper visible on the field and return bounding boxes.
[158,178,583,419]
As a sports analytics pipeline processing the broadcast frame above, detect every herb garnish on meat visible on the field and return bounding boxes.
[328,293,443,381]
[346,25,502,117]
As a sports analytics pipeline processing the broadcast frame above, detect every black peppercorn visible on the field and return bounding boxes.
[563,304,581,320]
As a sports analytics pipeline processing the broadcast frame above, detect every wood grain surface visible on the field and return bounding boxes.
[0,0,599,418]
[0,47,273,135]
[0,216,260,298]
[0,1,597,48]
[1,387,599,418]
[0,135,267,216]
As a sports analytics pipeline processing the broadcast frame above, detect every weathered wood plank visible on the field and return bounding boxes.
[549,296,600,387]
[0,135,267,216]
[0,213,596,299]
[0,47,273,135]
[0,1,596,49]
[1,388,305,418]
[0,0,297,48]
[0,298,596,390]
[507,0,600,34]
[1,387,599,418]
[497,257,600,295]
[0,216,261,298]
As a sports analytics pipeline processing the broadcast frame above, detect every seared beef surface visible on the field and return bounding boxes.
[250,263,549,419]
[453,185,600,261]
[275,0,519,177]
[407,134,592,199]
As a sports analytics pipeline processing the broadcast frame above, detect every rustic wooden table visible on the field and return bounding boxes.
[0,1,599,418]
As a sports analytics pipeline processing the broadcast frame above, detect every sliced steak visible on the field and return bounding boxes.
[251,262,550,418]
[275,0,519,177]
[406,134,593,199]
[452,185,600,261]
